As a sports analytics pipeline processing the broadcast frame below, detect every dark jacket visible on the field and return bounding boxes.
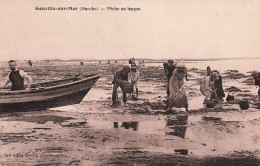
[163,63,176,80]
[112,70,129,85]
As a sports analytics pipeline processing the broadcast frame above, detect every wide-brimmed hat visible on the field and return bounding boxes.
[176,61,186,68]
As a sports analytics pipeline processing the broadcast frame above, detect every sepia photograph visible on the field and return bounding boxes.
[0,0,259,165]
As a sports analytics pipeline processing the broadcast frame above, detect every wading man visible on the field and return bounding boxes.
[0,60,32,91]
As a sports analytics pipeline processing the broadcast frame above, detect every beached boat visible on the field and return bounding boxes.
[0,74,101,111]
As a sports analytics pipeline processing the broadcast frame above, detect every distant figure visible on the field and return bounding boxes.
[115,60,117,64]
[129,63,140,98]
[168,61,188,111]
[129,57,136,65]
[0,60,32,91]
[163,60,176,106]
[112,65,131,106]
[138,60,145,66]
[253,72,260,108]
[200,72,218,102]
[46,60,49,63]
[99,61,101,64]
[28,60,32,67]
[80,61,84,65]
[107,60,110,64]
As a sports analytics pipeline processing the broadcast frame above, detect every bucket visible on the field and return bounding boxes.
[226,92,234,102]
[122,82,133,93]
[239,100,249,110]
[205,99,218,108]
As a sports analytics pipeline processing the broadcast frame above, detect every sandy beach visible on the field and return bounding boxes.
[0,60,259,165]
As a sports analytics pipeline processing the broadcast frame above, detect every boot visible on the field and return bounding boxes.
[136,88,139,98]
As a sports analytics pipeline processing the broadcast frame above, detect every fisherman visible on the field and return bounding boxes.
[200,71,219,102]
[129,63,140,98]
[163,60,176,106]
[168,61,188,111]
[210,70,225,101]
[112,65,131,106]
[28,60,32,67]
[0,60,32,91]
[253,72,260,108]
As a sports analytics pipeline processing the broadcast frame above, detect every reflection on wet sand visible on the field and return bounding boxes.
[113,122,138,131]
[166,115,188,139]
[107,115,189,139]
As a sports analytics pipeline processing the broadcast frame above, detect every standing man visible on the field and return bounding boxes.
[0,60,32,91]
[28,60,32,67]
[163,60,176,106]
[129,63,140,98]
[112,65,131,106]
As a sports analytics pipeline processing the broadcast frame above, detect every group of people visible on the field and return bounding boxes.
[112,61,140,106]
[0,59,259,110]
[164,60,226,110]
[113,59,259,110]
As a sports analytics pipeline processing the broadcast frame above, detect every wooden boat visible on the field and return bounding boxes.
[0,74,101,112]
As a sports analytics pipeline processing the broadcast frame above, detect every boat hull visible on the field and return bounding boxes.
[0,74,100,112]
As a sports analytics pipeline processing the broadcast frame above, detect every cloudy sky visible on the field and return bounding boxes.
[0,0,259,61]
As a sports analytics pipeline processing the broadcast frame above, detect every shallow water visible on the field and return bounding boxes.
[147,59,260,74]
[82,110,260,156]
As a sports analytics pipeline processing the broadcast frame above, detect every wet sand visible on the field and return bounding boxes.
[0,61,259,165]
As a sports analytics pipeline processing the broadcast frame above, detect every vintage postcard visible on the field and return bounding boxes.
[0,0,259,165]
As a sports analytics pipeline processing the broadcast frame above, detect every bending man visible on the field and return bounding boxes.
[112,65,131,106]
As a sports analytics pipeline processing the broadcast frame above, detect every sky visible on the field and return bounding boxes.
[0,0,260,61]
